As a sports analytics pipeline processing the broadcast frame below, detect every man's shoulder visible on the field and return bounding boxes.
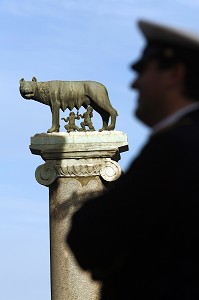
[152,109,199,139]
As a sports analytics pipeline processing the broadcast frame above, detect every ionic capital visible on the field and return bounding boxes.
[35,158,122,186]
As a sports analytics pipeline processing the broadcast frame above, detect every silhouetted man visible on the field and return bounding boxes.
[67,19,199,299]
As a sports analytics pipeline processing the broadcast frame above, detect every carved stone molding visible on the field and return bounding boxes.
[100,160,122,181]
[35,159,122,186]
[35,162,57,186]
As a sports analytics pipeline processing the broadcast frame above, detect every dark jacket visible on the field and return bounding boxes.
[67,109,199,299]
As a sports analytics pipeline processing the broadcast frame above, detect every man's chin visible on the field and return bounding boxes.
[135,108,148,125]
[135,107,142,120]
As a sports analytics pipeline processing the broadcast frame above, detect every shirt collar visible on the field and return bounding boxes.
[151,102,199,136]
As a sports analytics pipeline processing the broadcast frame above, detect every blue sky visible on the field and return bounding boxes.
[1,1,199,299]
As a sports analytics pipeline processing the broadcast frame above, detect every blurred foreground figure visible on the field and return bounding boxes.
[67,20,199,299]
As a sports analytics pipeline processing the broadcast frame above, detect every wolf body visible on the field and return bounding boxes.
[19,77,118,133]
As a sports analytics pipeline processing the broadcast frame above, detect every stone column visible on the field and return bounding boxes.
[30,131,128,300]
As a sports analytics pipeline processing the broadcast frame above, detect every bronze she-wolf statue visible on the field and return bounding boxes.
[19,77,118,133]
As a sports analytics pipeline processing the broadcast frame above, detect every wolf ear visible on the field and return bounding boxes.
[19,78,24,83]
[32,77,37,82]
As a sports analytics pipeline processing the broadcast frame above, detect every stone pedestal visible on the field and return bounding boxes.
[30,131,128,300]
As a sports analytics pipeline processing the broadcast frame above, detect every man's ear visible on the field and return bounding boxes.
[168,62,186,88]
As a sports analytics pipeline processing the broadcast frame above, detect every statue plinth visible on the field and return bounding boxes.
[30,131,128,300]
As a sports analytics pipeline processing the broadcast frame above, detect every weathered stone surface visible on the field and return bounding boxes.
[30,131,129,300]
[30,131,128,152]
[49,177,103,300]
